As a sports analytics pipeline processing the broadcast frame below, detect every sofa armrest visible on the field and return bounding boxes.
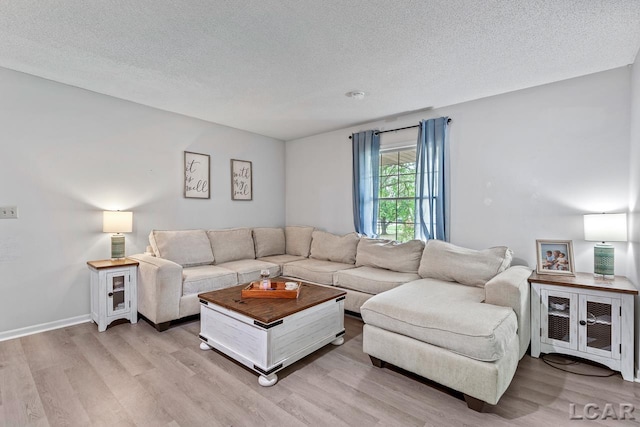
[484,265,532,360]
[128,253,183,324]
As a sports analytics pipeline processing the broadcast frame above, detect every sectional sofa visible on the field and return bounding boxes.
[129,226,531,409]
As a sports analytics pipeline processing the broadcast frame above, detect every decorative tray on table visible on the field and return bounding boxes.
[241,280,301,299]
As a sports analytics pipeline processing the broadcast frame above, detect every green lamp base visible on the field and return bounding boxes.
[111,234,125,259]
[593,243,614,279]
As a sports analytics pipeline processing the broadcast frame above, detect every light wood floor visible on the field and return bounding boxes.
[1,315,639,426]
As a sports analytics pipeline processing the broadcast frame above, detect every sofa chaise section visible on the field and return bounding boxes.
[361,240,531,410]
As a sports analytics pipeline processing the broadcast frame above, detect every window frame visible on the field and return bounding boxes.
[377,146,418,242]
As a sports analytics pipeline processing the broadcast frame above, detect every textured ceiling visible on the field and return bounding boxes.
[1,1,639,141]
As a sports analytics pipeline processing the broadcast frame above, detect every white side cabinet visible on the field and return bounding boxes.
[87,259,138,332]
[529,272,637,381]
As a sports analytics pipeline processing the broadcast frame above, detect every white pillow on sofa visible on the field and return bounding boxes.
[149,229,214,267]
[253,227,285,258]
[310,230,360,264]
[418,240,513,287]
[207,228,256,264]
[356,238,425,273]
[285,226,314,257]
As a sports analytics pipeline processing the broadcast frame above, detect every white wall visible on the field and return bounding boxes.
[0,68,285,334]
[627,49,640,373]
[286,67,631,273]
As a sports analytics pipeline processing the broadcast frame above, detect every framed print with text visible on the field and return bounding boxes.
[231,159,252,201]
[184,151,210,199]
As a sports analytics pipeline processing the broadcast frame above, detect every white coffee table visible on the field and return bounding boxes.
[198,281,346,386]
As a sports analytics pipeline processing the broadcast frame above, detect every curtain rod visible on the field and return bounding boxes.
[348,118,451,139]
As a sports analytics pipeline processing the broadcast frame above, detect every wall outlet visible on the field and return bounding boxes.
[0,206,18,219]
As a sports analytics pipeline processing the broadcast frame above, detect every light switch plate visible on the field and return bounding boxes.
[0,206,18,219]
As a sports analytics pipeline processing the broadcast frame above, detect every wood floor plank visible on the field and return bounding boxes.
[283,371,381,425]
[0,338,49,427]
[92,330,154,377]
[3,314,640,426]
[302,367,425,426]
[21,329,85,374]
[64,359,135,427]
[32,367,92,427]
[70,332,174,426]
[134,368,223,427]
[115,324,196,381]
[171,347,304,425]
[276,395,351,427]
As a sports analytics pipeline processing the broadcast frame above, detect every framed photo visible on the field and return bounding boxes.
[536,240,575,276]
[184,151,210,199]
[231,159,253,200]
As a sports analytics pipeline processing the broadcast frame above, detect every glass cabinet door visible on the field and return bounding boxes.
[106,270,130,317]
[578,295,620,360]
[541,289,577,350]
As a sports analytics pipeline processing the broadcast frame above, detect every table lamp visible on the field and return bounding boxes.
[583,213,627,279]
[103,211,133,259]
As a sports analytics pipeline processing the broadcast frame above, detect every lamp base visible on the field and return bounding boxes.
[593,243,614,279]
[111,234,125,259]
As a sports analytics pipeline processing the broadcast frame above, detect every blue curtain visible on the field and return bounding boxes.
[352,130,380,237]
[415,117,449,241]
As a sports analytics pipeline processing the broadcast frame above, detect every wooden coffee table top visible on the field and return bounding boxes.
[198,279,346,324]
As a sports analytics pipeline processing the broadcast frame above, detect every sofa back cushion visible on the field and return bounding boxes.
[207,228,255,264]
[310,231,360,264]
[149,229,214,267]
[253,227,286,258]
[356,238,425,273]
[285,226,314,257]
[418,240,513,287]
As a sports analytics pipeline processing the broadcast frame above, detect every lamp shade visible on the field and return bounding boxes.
[583,213,627,242]
[103,211,133,233]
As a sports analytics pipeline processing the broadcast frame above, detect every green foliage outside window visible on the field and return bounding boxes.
[378,149,416,242]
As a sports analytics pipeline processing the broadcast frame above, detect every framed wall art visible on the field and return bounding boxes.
[184,151,210,199]
[536,239,575,276]
[231,159,252,201]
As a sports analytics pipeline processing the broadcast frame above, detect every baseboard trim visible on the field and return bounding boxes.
[0,314,92,342]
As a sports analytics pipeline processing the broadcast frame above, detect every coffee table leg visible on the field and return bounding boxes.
[258,374,277,387]
[331,337,344,345]
[200,342,211,351]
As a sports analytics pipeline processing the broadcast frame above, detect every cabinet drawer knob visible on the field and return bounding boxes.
[108,292,114,297]
[579,320,586,326]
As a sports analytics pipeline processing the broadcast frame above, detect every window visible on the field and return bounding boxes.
[377,148,417,242]
[370,118,448,242]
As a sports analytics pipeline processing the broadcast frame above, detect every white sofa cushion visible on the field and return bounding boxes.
[285,226,314,257]
[282,259,355,285]
[419,240,513,287]
[182,265,237,296]
[216,259,280,284]
[361,279,517,362]
[356,238,425,273]
[257,254,306,267]
[207,228,255,264]
[149,229,214,267]
[310,231,360,264]
[334,266,420,295]
[253,227,285,258]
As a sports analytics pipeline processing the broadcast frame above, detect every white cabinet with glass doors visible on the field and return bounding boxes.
[530,272,636,381]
